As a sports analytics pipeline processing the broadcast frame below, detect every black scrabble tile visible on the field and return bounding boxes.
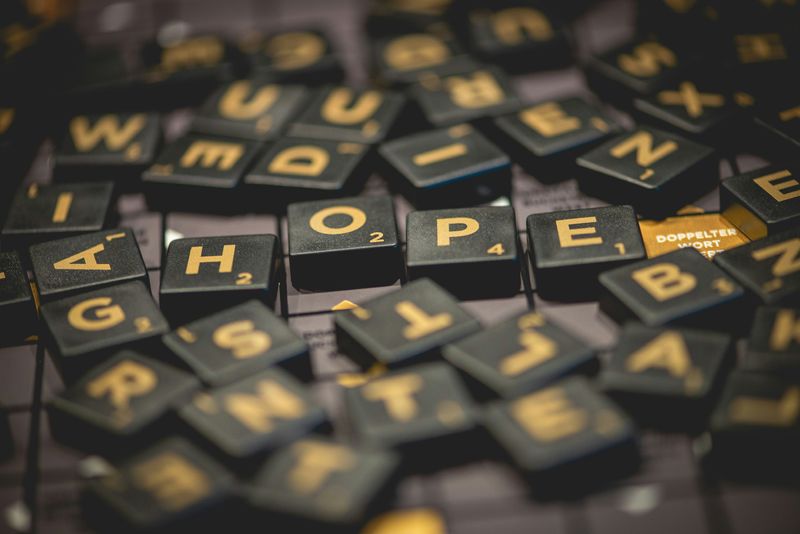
[164,300,310,386]
[2,181,114,250]
[753,95,800,159]
[379,123,512,207]
[599,248,746,330]
[742,306,800,376]
[576,126,716,217]
[64,47,138,112]
[244,138,371,204]
[585,38,686,108]
[721,0,800,26]
[366,0,454,35]
[160,234,280,325]
[241,29,344,84]
[491,97,619,183]
[637,0,720,51]
[335,278,481,369]
[54,112,162,184]
[41,280,168,384]
[344,362,481,466]
[714,227,800,305]
[527,205,647,301]
[409,65,521,127]
[287,195,401,291]
[707,371,800,480]
[82,437,235,534]
[139,34,240,108]
[30,228,148,303]
[288,86,407,144]
[248,437,400,530]
[443,310,596,400]
[633,79,742,144]
[371,30,479,87]
[0,14,82,102]
[721,164,800,241]
[47,351,199,455]
[0,251,37,344]
[727,31,797,97]
[191,80,308,142]
[0,104,36,190]
[179,368,327,470]
[142,135,262,213]
[600,323,733,431]
[465,4,572,73]
[483,376,639,496]
[406,205,520,299]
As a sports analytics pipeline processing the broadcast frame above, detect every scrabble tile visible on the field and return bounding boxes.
[65,47,137,112]
[82,438,235,533]
[54,112,161,183]
[0,13,82,102]
[163,300,310,386]
[443,310,596,400]
[285,272,401,316]
[527,205,646,301]
[2,182,113,250]
[0,251,37,345]
[707,371,800,479]
[576,127,716,217]
[30,228,148,303]
[140,35,239,107]
[371,30,479,87]
[585,38,685,108]
[0,104,41,190]
[160,234,280,325]
[599,248,746,330]
[721,164,800,241]
[722,0,800,23]
[465,4,572,73]
[379,123,512,207]
[191,80,308,142]
[335,278,481,368]
[47,351,199,455]
[742,306,800,375]
[410,66,521,127]
[753,96,800,159]
[244,138,371,204]
[344,362,480,464]
[714,227,800,305]
[241,29,344,84]
[287,195,402,291]
[248,437,400,530]
[727,32,796,97]
[288,86,407,144]
[366,0,454,35]
[179,368,327,470]
[637,0,719,51]
[638,213,750,260]
[142,135,262,212]
[633,80,742,144]
[483,376,639,496]
[492,97,619,183]
[41,281,169,384]
[600,323,733,430]
[406,206,520,299]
